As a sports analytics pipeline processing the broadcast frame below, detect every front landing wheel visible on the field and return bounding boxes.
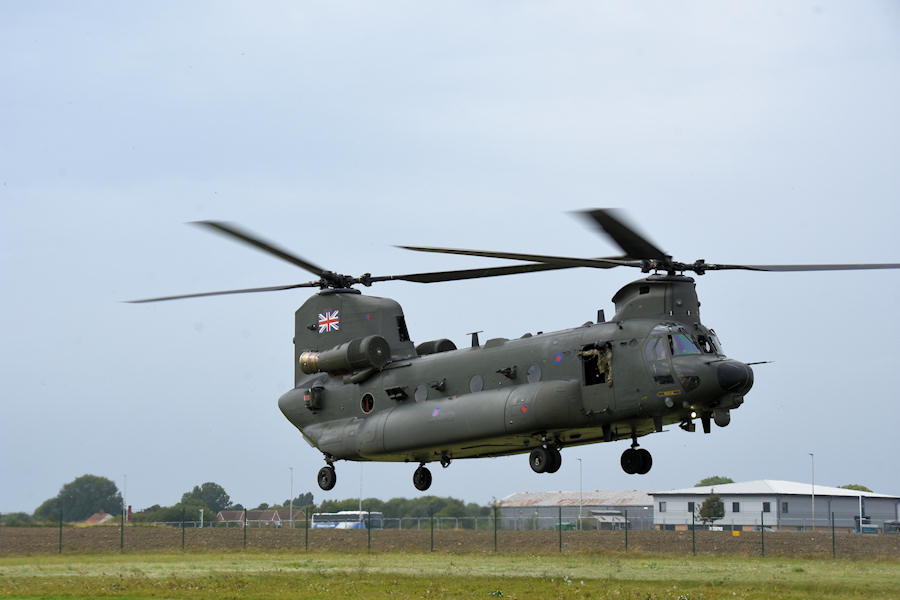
[317,465,337,491]
[413,465,432,491]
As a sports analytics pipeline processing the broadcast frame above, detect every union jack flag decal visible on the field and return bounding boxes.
[318,310,340,333]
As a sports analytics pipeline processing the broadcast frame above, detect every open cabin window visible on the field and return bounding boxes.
[581,343,612,386]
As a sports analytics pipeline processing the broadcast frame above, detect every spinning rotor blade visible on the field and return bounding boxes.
[397,245,630,269]
[126,282,320,303]
[375,262,581,284]
[193,221,325,276]
[579,209,669,260]
[705,262,900,272]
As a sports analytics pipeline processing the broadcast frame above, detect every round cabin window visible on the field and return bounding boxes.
[526,364,542,383]
[361,393,374,414]
[469,374,484,393]
[414,384,428,402]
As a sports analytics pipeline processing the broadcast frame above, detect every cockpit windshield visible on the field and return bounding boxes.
[671,332,701,356]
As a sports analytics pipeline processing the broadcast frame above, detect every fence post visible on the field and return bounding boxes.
[305,506,309,551]
[558,506,562,552]
[367,511,371,551]
[831,512,836,559]
[243,509,247,549]
[493,505,498,553]
[120,511,124,551]
[430,512,434,552]
[692,510,696,555]
[58,507,63,554]
[760,511,765,557]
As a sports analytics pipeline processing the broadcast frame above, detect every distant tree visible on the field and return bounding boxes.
[840,484,873,492]
[34,474,123,522]
[695,476,734,487]
[181,482,231,513]
[1,512,34,526]
[699,492,725,525]
[282,492,314,509]
[229,503,245,511]
[255,502,270,510]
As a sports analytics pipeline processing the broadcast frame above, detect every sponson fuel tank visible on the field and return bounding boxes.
[292,379,580,460]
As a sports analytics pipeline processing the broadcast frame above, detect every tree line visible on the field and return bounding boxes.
[0,474,489,526]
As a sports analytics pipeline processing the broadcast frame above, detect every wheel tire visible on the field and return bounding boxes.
[529,447,551,473]
[635,448,653,475]
[546,447,562,473]
[620,448,640,474]
[317,466,337,491]
[413,466,432,491]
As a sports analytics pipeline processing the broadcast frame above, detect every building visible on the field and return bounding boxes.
[84,511,115,525]
[216,509,285,527]
[651,480,900,532]
[498,490,653,530]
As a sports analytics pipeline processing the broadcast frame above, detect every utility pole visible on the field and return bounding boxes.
[809,452,815,531]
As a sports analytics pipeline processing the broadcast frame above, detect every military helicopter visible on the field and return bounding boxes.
[131,209,900,492]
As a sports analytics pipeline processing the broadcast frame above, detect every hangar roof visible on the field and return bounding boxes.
[652,480,899,499]
[499,490,652,507]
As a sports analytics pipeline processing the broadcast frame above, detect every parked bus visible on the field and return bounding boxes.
[310,510,384,529]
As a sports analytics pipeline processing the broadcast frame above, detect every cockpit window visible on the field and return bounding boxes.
[671,333,701,356]
[709,329,724,354]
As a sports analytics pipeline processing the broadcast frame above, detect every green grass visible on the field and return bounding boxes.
[1,551,898,599]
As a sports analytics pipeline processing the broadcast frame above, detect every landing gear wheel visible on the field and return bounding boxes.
[635,448,653,475]
[413,465,432,491]
[317,465,336,491]
[546,447,562,473]
[620,448,640,475]
[529,447,552,473]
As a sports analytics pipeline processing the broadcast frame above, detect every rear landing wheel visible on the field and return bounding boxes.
[529,447,552,473]
[635,448,652,475]
[546,447,562,473]
[413,465,432,491]
[317,465,336,491]
[620,448,653,475]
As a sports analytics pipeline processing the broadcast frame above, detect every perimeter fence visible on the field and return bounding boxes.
[2,511,898,558]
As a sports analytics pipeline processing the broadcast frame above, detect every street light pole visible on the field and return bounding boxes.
[809,452,815,531]
[577,457,583,530]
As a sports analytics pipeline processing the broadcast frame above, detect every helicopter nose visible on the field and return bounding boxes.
[717,360,753,395]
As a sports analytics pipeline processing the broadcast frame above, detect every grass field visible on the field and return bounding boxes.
[1,550,898,599]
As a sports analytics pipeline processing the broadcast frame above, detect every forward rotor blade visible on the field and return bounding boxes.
[192,221,325,276]
[126,282,319,303]
[372,262,581,284]
[397,245,632,269]
[706,262,900,272]
[578,209,669,261]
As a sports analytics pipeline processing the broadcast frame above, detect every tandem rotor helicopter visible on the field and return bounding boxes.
[131,209,900,492]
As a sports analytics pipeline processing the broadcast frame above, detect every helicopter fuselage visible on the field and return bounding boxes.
[277,275,753,471]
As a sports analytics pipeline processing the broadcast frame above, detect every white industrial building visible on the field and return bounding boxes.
[651,480,900,532]
[498,490,654,530]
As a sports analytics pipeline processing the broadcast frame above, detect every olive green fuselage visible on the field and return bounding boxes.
[278,276,752,465]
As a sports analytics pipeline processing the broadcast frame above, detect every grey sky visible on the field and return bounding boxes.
[2,2,898,514]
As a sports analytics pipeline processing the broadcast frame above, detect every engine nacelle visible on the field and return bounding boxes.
[299,335,391,374]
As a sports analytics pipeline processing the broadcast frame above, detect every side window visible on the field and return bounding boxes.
[732,502,740,513]
[687,501,695,513]
[644,336,674,385]
[782,502,789,514]
[659,501,667,513]
[763,502,771,513]
[581,343,612,386]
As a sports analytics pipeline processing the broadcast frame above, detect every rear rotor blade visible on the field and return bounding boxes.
[193,221,325,276]
[126,282,319,303]
[579,209,668,260]
[397,245,632,269]
[706,262,900,272]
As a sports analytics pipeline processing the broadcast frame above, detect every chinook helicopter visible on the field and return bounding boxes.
[131,209,900,492]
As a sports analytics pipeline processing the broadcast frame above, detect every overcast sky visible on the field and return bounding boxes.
[2,1,898,515]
